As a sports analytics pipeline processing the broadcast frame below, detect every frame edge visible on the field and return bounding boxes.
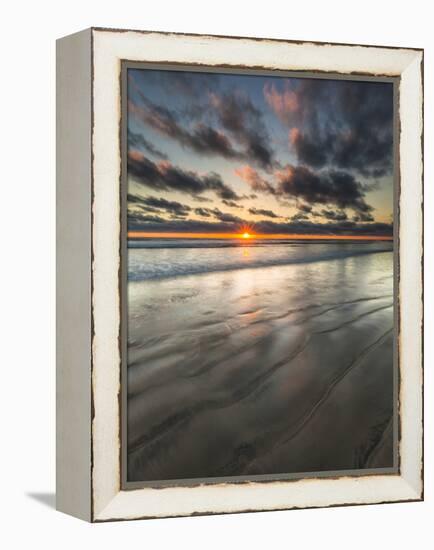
[90,29,424,521]
[56,28,93,522]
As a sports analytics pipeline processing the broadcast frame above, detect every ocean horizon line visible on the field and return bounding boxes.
[128,232,393,242]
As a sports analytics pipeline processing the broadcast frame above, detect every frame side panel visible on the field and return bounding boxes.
[398,53,424,496]
[56,28,92,522]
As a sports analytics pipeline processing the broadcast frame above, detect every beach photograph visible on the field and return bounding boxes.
[125,67,395,483]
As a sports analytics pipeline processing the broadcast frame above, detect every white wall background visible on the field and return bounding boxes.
[1,0,431,547]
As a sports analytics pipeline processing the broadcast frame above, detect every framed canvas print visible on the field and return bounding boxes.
[56,28,423,522]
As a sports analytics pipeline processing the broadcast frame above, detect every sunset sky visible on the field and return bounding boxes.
[127,68,394,238]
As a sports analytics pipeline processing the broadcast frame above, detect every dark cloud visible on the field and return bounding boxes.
[235,163,374,216]
[210,91,275,170]
[194,207,212,218]
[129,84,275,170]
[248,207,279,219]
[192,206,243,224]
[222,199,243,209]
[190,124,241,159]
[213,211,244,223]
[290,212,310,221]
[298,203,313,213]
[192,195,213,203]
[256,220,392,237]
[127,192,145,205]
[332,81,393,178]
[276,165,374,215]
[129,99,241,162]
[128,151,241,201]
[290,129,327,168]
[128,212,167,226]
[266,79,394,178]
[353,212,375,222]
[128,193,163,215]
[131,195,191,218]
[127,131,168,160]
[321,209,348,221]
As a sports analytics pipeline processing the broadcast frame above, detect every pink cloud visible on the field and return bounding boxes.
[275,165,295,184]
[234,165,276,195]
[289,127,300,145]
[128,149,144,162]
[263,82,299,124]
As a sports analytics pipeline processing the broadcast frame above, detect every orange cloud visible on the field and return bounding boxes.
[289,127,300,145]
[235,165,276,195]
[275,165,294,182]
[128,149,143,161]
[264,82,299,123]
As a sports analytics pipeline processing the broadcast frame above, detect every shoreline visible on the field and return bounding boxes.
[128,241,393,282]
[127,246,394,482]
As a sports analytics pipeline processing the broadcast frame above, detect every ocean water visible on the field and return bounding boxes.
[126,239,395,482]
[128,239,393,281]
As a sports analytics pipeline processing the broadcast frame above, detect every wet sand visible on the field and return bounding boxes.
[127,248,394,482]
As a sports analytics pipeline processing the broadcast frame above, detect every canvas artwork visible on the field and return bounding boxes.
[125,67,396,484]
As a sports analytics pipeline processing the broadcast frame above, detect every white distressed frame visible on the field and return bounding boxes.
[58,28,423,522]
